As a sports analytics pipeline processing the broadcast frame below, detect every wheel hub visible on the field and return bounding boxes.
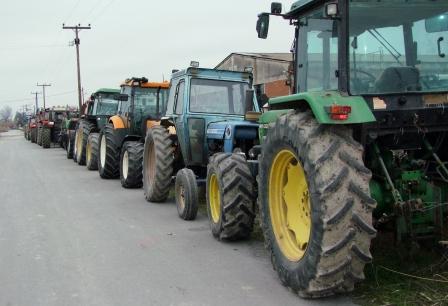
[209,173,221,224]
[269,149,311,262]
[122,150,129,179]
[100,136,106,167]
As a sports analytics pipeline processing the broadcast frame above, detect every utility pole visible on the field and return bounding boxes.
[37,83,51,109]
[63,23,91,111]
[31,91,40,114]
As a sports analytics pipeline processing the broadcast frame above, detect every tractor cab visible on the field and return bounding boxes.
[162,65,260,167]
[118,77,169,136]
[85,88,120,129]
[257,0,448,128]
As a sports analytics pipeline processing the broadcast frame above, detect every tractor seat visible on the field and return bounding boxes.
[375,67,421,93]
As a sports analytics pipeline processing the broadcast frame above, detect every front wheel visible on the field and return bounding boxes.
[98,124,120,179]
[143,126,173,202]
[206,153,255,240]
[259,111,376,298]
[120,141,144,188]
[86,133,100,170]
[41,127,51,148]
[175,168,199,220]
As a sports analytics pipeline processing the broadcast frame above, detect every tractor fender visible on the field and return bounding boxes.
[267,91,376,125]
[109,115,125,129]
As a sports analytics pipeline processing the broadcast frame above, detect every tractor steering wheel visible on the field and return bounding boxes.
[350,69,377,93]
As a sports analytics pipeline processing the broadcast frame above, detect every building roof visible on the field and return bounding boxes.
[215,52,292,69]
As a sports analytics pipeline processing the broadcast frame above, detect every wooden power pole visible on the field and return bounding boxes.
[62,23,91,111]
[36,83,51,109]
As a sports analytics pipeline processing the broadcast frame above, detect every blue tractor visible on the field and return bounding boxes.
[143,63,261,240]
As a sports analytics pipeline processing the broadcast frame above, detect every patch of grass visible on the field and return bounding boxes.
[352,235,448,306]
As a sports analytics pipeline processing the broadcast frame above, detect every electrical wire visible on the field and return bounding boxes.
[0,90,76,105]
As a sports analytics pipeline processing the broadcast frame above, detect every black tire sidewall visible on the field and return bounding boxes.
[175,168,198,220]
[206,163,224,237]
[259,131,323,291]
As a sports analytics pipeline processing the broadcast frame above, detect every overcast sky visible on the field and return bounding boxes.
[0,0,295,113]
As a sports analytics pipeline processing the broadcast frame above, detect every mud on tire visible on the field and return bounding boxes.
[258,111,376,298]
[143,126,174,202]
[206,153,256,240]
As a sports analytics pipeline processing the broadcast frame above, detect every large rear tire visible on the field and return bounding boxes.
[31,128,37,143]
[120,141,144,188]
[206,153,255,240]
[175,168,199,220]
[75,120,96,165]
[41,127,51,148]
[143,126,173,202]
[98,124,120,179]
[37,127,42,146]
[67,130,75,159]
[86,133,100,170]
[259,111,376,298]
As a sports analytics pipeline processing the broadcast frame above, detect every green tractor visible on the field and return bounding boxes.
[63,109,80,159]
[251,0,448,297]
[143,64,260,234]
[73,88,119,169]
[98,77,169,188]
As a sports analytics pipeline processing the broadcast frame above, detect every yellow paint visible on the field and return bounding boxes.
[121,79,170,89]
[209,173,221,224]
[269,149,311,262]
[146,120,160,129]
[109,115,125,129]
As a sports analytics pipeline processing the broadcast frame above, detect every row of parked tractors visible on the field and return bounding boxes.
[23,0,448,298]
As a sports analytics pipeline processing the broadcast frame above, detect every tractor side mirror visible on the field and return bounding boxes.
[245,89,255,113]
[256,13,270,39]
[271,2,282,14]
[114,94,129,101]
[426,14,448,33]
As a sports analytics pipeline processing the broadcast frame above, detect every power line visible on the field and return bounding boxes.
[0,90,75,105]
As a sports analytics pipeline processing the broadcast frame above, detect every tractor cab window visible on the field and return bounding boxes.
[96,93,118,116]
[175,80,185,115]
[166,78,179,116]
[349,0,448,95]
[119,86,131,115]
[297,7,339,92]
[133,87,169,118]
[189,79,249,115]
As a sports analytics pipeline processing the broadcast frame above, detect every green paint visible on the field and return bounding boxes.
[268,91,376,124]
[258,110,291,142]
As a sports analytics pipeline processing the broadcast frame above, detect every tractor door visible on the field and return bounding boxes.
[118,87,131,129]
[172,79,190,163]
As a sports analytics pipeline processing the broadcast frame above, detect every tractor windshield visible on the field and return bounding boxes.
[133,87,169,117]
[189,79,249,115]
[349,0,448,95]
[95,93,118,116]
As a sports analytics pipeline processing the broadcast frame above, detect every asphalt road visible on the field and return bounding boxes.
[0,130,352,306]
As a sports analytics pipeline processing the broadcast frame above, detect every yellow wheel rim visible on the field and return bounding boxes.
[86,141,91,164]
[269,149,311,262]
[209,173,221,224]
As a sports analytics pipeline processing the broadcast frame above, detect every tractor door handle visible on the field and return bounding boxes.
[438,37,446,58]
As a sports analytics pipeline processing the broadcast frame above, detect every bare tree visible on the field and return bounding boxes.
[0,106,13,123]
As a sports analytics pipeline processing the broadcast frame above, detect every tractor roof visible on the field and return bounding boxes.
[171,67,252,82]
[94,88,120,95]
[121,78,170,89]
